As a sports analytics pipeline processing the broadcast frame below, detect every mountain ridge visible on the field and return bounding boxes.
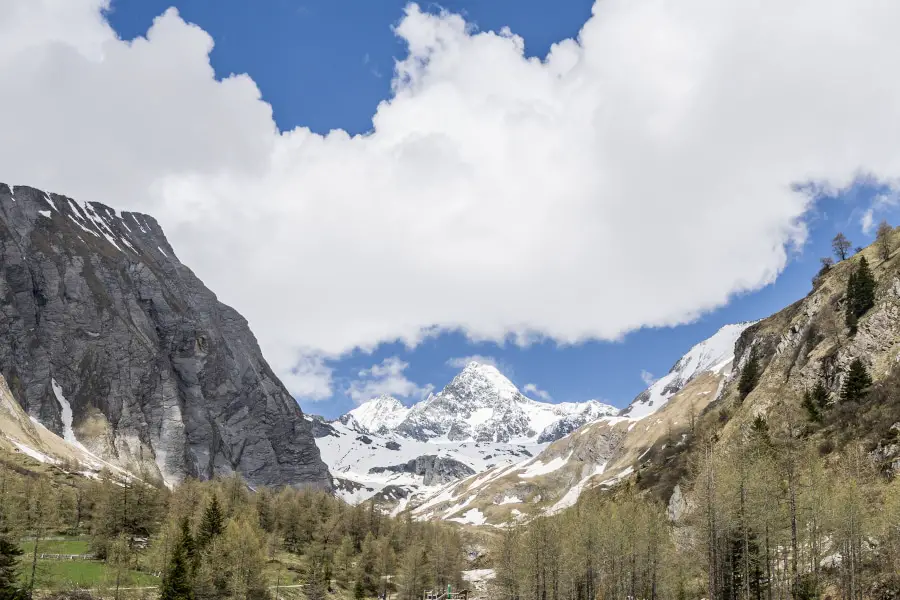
[403,323,752,523]
[0,183,330,489]
[340,362,618,444]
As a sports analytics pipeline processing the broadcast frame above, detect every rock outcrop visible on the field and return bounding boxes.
[369,455,476,486]
[0,183,330,488]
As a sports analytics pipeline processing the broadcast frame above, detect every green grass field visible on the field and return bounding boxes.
[17,536,160,593]
[21,537,91,555]
[16,538,359,598]
[23,560,159,589]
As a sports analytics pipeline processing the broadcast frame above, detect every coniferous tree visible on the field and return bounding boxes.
[396,542,430,600]
[196,495,224,549]
[876,220,893,261]
[846,257,876,333]
[356,532,379,596]
[855,257,876,312]
[255,489,275,534]
[841,359,872,404]
[802,390,822,423]
[846,270,860,332]
[161,537,194,600]
[0,536,25,600]
[353,579,365,600]
[738,351,760,400]
[333,535,355,589]
[305,545,329,600]
[810,381,829,410]
[177,517,198,577]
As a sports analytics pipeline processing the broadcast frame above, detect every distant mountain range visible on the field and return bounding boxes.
[311,327,750,507]
[341,362,617,444]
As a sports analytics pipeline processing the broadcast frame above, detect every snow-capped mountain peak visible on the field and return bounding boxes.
[337,361,612,445]
[448,361,520,402]
[621,321,754,419]
[343,394,410,433]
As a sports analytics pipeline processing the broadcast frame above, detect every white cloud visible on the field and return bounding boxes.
[347,357,433,403]
[523,383,552,402]
[860,190,900,234]
[640,370,658,387]
[4,1,900,398]
[446,355,500,370]
[861,209,875,235]
[282,355,333,401]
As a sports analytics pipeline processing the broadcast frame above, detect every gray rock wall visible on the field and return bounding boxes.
[0,183,330,489]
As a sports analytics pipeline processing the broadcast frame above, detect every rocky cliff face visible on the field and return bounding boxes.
[0,183,330,488]
[368,455,476,486]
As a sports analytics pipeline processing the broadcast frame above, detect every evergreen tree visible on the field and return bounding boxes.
[845,270,860,332]
[846,257,876,333]
[855,257,876,313]
[751,414,768,434]
[0,536,25,600]
[802,390,822,423]
[738,351,761,400]
[811,381,830,409]
[841,359,872,404]
[196,495,224,549]
[161,538,194,600]
[177,517,198,576]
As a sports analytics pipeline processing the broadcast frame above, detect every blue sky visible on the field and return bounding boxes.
[104,0,900,419]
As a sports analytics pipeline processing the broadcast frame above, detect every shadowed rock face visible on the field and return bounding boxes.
[0,183,331,489]
[368,455,476,486]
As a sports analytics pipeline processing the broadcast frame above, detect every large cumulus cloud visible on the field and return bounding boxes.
[2,0,900,398]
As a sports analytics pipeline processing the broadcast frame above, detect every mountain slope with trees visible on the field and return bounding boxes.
[489,225,900,600]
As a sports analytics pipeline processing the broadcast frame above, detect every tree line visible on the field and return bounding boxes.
[0,465,468,600]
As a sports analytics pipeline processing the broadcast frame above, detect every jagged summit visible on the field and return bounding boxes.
[450,361,521,400]
[337,361,615,444]
[621,321,755,419]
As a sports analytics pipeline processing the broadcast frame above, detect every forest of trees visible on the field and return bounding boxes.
[492,381,900,600]
[492,420,900,600]
[0,467,467,600]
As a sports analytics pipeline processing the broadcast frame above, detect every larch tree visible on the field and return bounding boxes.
[333,535,355,589]
[832,233,852,261]
[396,542,430,600]
[876,220,893,261]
